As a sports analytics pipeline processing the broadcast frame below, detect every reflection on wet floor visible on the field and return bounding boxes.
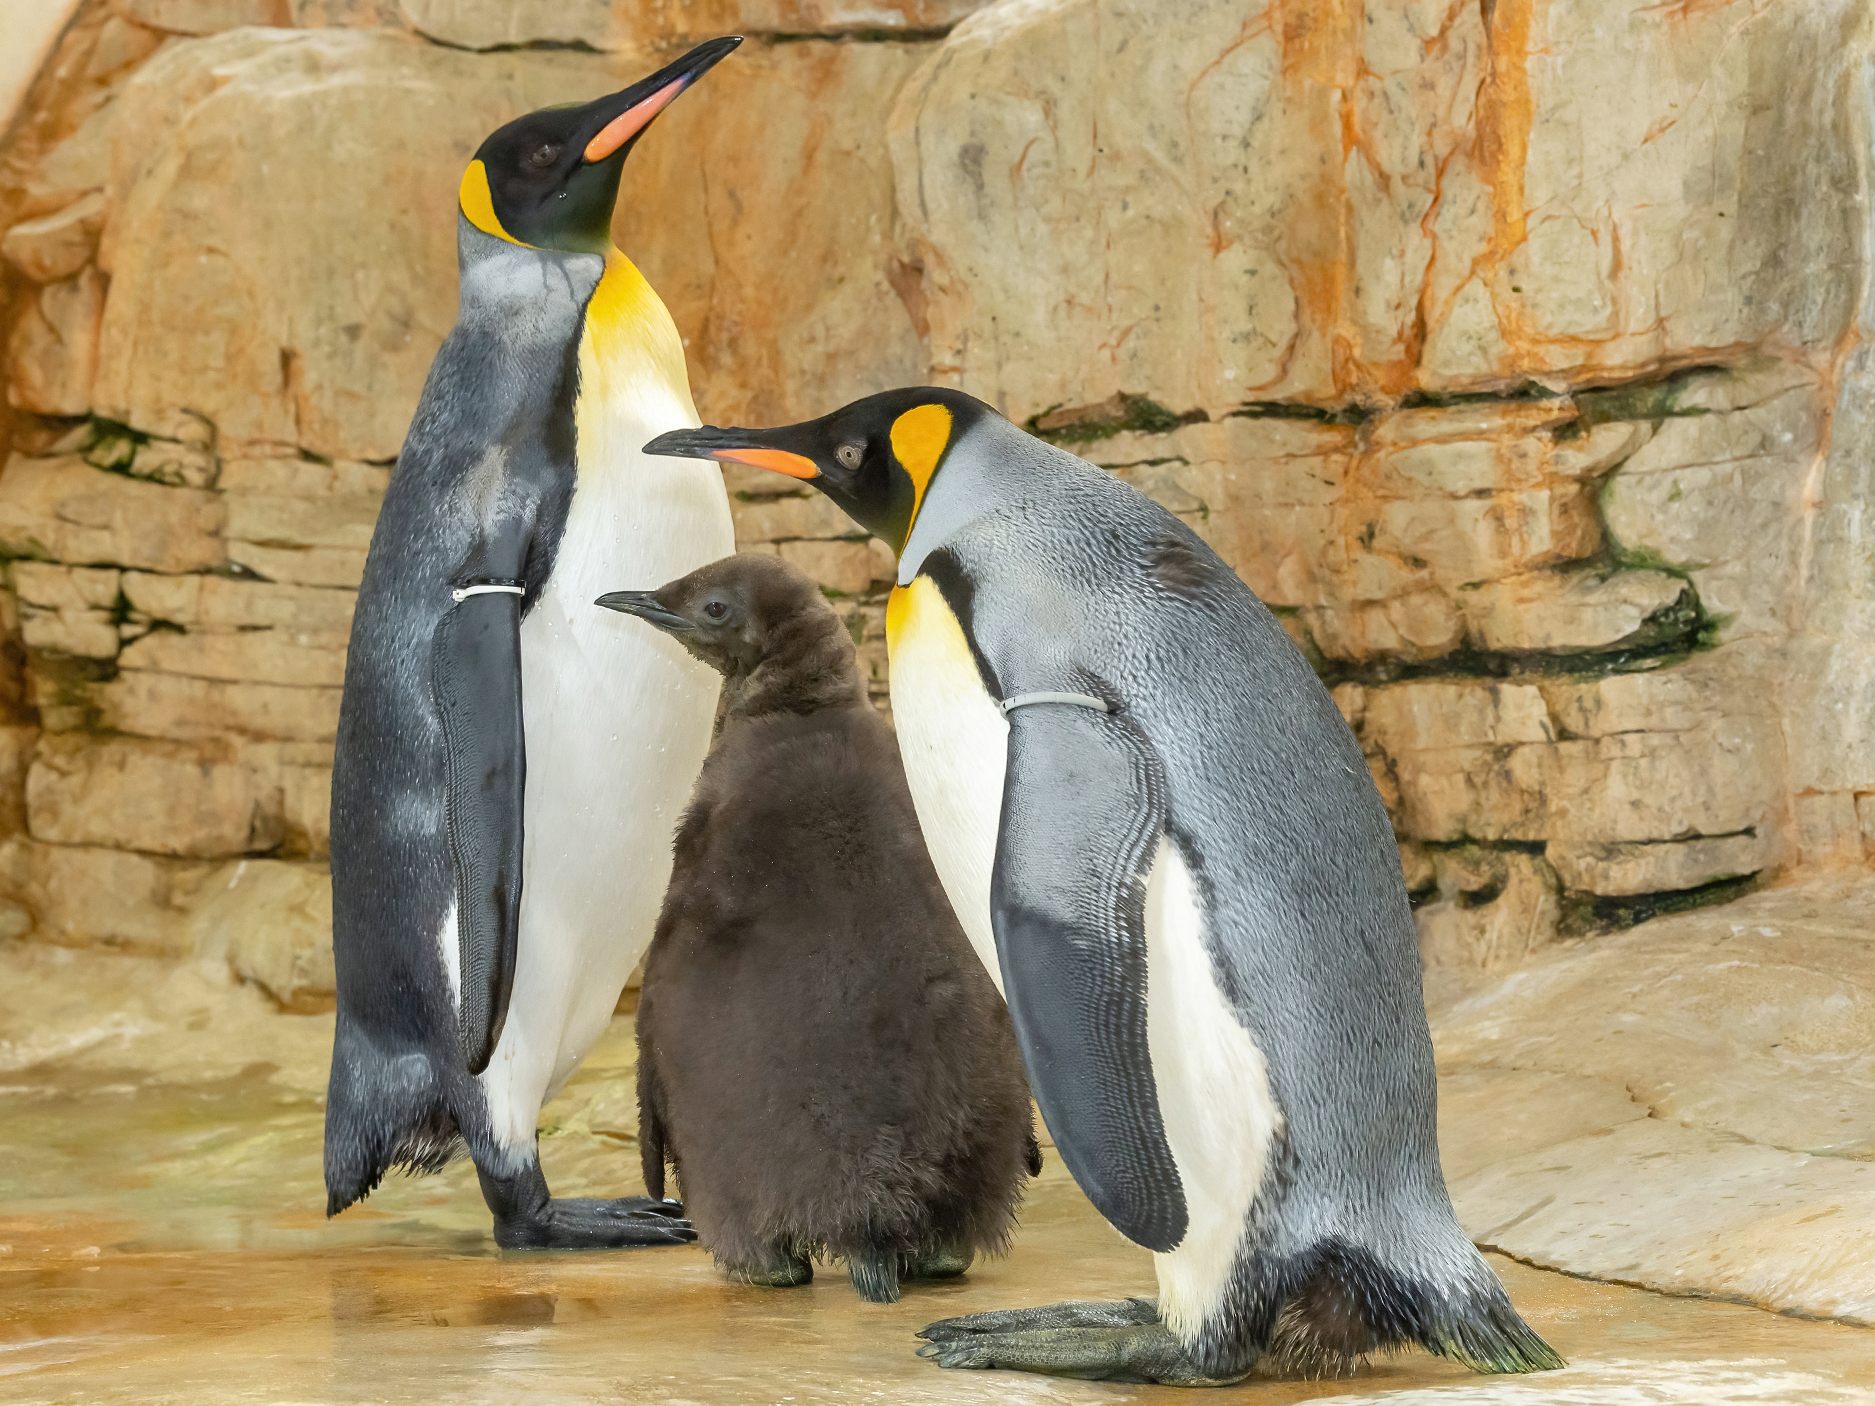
[1,944,1871,1405]
[11,1238,1875,1406]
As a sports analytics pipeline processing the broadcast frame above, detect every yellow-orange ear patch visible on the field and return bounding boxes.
[890,403,953,529]
[458,160,534,248]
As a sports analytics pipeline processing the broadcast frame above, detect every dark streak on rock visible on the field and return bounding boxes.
[411,32,604,55]
[765,27,958,44]
[1558,873,1763,937]
[1232,400,1377,426]
[1028,394,1207,445]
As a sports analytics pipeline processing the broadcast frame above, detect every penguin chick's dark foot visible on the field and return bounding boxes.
[725,1247,813,1289]
[917,1299,1243,1387]
[494,1196,695,1251]
[902,1246,973,1281]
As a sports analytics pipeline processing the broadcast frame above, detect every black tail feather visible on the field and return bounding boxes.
[640,1127,666,1202]
[636,1040,668,1201]
[846,1244,902,1304]
[1428,1280,1566,1375]
[323,1020,458,1216]
[1262,1240,1563,1379]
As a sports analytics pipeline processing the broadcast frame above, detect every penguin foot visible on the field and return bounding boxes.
[493,1196,696,1251]
[479,1162,694,1250]
[916,1301,1242,1387]
[919,1296,1158,1338]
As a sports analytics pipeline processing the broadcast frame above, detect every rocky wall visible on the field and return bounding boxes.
[0,0,1869,1006]
[893,0,1875,966]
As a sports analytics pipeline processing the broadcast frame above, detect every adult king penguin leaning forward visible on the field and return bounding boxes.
[646,390,1564,1382]
[323,40,740,1250]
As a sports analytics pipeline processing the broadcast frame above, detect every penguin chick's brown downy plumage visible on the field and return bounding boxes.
[597,554,1041,1303]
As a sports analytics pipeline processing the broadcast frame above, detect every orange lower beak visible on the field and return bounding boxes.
[577,36,742,166]
[642,427,820,480]
[709,447,820,480]
[584,77,687,164]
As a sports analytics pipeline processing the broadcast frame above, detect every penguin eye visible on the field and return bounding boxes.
[525,142,561,171]
[702,600,730,621]
[835,443,864,471]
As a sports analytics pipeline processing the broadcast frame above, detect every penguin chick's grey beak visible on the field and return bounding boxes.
[580,36,743,165]
[644,426,820,481]
[595,591,692,632]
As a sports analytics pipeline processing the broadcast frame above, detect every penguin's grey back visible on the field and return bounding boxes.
[916,419,1489,1345]
[325,237,599,1207]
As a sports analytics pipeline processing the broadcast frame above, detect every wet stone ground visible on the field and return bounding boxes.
[2,886,1873,1405]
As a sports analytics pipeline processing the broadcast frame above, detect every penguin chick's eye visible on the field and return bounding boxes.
[702,600,729,621]
[835,443,864,471]
[525,142,561,170]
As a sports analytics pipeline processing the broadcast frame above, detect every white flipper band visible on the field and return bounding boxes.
[999,690,1112,716]
[451,581,526,603]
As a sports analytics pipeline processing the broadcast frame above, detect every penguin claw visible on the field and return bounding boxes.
[622,1195,687,1219]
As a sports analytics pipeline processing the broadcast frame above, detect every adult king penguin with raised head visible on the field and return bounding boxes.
[646,391,1565,1381]
[323,39,740,1250]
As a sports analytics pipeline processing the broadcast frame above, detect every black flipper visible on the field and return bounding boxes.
[432,575,528,1075]
[991,701,1187,1253]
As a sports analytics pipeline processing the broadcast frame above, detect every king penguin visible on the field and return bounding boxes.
[323,39,741,1250]
[644,390,1565,1381]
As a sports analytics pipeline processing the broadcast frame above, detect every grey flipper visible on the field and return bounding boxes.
[990,700,1187,1253]
[433,570,527,1076]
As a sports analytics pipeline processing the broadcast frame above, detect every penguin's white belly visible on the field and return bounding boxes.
[475,445,732,1155]
[886,576,1009,990]
[887,577,1281,1342]
[1143,842,1283,1344]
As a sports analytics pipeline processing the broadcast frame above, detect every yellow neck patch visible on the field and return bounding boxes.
[890,403,953,537]
[887,574,953,656]
[458,160,534,248]
[573,249,696,469]
[885,579,917,653]
[886,574,986,692]
[583,248,688,385]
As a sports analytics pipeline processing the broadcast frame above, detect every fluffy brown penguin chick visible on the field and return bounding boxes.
[596,553,1041,1303]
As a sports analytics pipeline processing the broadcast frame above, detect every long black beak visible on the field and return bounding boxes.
[643,425,740,457]
[644,425,820,481]
[595,591,692,631]
[579,36,742,166]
